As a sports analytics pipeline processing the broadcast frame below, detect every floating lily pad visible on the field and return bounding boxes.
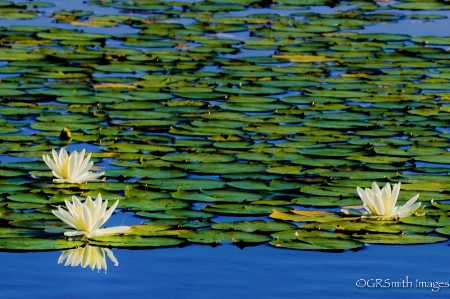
[106,167,187,179]
[212,220,296,232]
[204,203,289,215]
[139,179,225,190]
[0,238,84,251]
[89,236,185,248]
[172,189,262,203]
[161,153,235,163]
[353,234,447,244]
[178,230,271,245]
[270,209,353,222]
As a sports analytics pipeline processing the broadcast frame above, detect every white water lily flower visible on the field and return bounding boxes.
[43,148,105,184]
[58,245,118,272]
[52,194,130,238]
[350,182,421,219]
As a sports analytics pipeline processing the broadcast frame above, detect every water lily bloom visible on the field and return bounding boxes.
[43,148,105,184]
[52,194,130,238]
[347,182,421,219]
[58,245,118,272]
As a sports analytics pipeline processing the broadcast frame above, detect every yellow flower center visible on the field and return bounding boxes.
[61,157,70,179]
[385,196,391,215]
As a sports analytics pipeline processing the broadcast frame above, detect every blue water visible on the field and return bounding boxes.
[1,243,449,299]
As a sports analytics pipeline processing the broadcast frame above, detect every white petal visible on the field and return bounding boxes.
[67,197,80,215]
[380,183,391,212]
[372,181,381,194]
[82,204,93,232]
[52,149,60,166]
[64,230,86,237]
[78,171,104,182]
[77,161,94,178]
[43,154,57,172]
[93,194,104,215]
[52,171,64,180]
[68,151,79,178]
[396,193,421,217]
[103,199,120,223]
[357,187,374,208]
[75,150,86,172]
[78,152,92,174]
[58,148,68,166]
[372,193,386,215]
[388,182,401,213]
[53,209,79,230]
[91,226,131,237]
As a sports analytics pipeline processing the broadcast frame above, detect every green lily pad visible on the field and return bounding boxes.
[106,167,187,179]
[139,178,225,190]
[161,153,235,163]
[212,220,296,232]
[204,203,289,215]
[89,236,185,248]
[270,209,352,222]
[0,238,84,251]
[270,237,364,251]
[171,189,262,203]
[175,163,266,174]
[178,230,271,245]
[353,234,447,244]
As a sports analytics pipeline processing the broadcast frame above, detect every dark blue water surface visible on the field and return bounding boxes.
[1,242,449,299]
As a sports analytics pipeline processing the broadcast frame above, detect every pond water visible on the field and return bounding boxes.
[2,242,450,299]
[2,0,450,298]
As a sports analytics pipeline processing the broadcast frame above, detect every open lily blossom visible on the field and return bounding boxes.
[342,182,422,219]
[43,148,105,184]
[58,245,118,272]
[52,194,130,239]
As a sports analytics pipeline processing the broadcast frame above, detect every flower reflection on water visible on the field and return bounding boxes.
[58,245,118,272]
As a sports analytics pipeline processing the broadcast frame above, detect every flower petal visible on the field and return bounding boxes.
[372,193,385,215]
[396,193,421,217]
[91,226,131,237]
[64,230,87,237]
[52,208,79,230]
[103,199,120,224]
[388,182,400,213]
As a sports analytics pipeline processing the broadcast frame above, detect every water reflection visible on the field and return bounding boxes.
[58,245,119,273]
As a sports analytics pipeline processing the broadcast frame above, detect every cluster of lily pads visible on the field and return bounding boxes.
[1,0,450,256]
[39,147,434,248]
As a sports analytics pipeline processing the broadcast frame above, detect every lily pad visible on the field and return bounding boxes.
[178,230,271,245]
[353,234,447,244]
[89,236,185,248]
[0,238,84,251]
